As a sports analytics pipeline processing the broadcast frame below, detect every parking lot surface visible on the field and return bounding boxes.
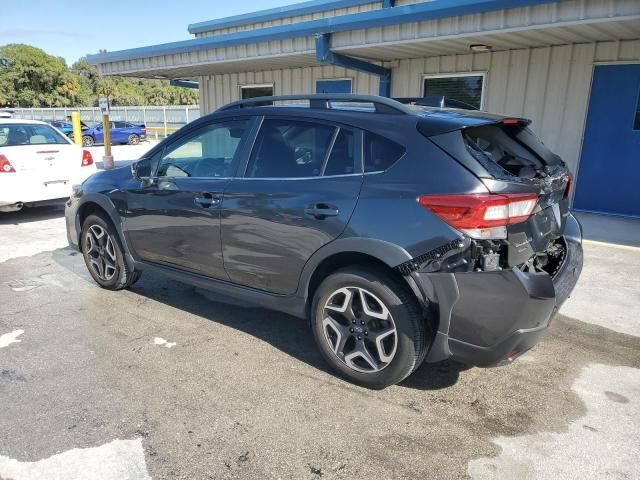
[1,201,639,479]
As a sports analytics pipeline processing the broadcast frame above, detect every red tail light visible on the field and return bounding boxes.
[418,193,538,240]
[0,154,15,173]
[564,172,573,198]
[82,150,94,167]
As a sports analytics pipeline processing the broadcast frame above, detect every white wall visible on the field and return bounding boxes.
[200,39,640,174]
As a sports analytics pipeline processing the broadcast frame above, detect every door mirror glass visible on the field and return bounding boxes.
[131,157,152,179]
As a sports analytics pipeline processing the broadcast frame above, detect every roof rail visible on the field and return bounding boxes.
[217,94,414,115]
[394,96,480,111]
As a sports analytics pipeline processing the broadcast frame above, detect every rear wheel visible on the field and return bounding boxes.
[82,135,94,147]
[127,134,140,145]
[81,214,140,290]
[311,266,429,389]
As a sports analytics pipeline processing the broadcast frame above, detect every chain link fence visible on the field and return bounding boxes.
[2,105,201,140]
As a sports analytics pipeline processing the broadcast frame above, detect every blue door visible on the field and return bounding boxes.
[316,79,352,94]
[573,64,640,217]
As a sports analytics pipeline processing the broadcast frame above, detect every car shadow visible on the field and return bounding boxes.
[0,204,66,225]
[129,271,465,391]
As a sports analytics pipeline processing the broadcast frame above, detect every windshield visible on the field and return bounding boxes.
[0,124,71,147]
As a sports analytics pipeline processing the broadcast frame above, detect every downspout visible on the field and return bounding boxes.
[315,33,392,98]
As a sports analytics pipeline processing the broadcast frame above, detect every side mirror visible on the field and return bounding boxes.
[131,157,152,180]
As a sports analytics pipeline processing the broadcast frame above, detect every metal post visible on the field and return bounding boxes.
[142,106,147,129]
[163,106,168,137]
[185,106,189,124]
[103,114,113,169]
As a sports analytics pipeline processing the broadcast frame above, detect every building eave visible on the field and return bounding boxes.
[87,0,560,65]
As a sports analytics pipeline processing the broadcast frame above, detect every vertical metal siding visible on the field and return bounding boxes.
[195,3,382,38]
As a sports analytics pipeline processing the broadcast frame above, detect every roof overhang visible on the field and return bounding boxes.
[88,0,640,79]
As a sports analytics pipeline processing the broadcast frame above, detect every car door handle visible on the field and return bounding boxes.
[194,192,221,209]
[304,203,339,219]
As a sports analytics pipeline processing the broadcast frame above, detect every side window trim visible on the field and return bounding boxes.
[151,116,255,180]
[319,128,340,177]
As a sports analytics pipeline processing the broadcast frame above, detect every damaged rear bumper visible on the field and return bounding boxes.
[418,213,583,367]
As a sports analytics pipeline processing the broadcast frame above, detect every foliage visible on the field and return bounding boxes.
[0,44,199,108]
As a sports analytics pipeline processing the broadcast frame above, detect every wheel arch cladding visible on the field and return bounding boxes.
[303,248,435,333]
[76,196,134,269]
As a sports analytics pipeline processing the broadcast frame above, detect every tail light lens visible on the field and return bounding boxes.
[82,149,94,167]
[0,154,15,173]
[418,193,538,240]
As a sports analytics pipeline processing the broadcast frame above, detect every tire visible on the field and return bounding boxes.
[127,134,140,145]
[82,135,94,147]
[311,266,429,389]
[80,213,139,290]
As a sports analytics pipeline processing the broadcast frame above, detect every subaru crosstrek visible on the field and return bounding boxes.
[65,94,583,389]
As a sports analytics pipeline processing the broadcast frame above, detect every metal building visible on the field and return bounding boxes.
[88,0,640,217]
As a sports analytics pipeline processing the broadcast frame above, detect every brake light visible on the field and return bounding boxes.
[418,193,538,240]
[564,172,573,198]
[82,150,94,167]
[0,154,15,173]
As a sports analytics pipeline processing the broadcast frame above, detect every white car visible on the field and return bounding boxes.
[0,119,97,212]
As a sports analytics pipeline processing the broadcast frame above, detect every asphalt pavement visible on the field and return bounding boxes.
[1,202,639,479]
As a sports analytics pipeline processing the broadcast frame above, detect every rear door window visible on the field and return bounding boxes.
[323,129,357,176]
[246,119,336,178]
[364,132,406,173]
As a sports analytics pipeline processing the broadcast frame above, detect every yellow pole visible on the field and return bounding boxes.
[71,111,82,146]
[102,114,112,157]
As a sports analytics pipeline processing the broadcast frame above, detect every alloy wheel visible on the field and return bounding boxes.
[85,225,117,281]
[322,286,398,373]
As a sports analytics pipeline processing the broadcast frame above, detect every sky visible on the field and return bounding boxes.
[0,0,294,65]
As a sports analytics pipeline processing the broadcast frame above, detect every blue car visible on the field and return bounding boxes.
[49,121,74,136]
[81,121,146,146]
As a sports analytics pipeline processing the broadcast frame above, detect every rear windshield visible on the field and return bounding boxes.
[462,124,561,178]
[0,124,70,147]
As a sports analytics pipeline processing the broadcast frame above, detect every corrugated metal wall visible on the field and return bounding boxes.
[200,39,640,174]
[199,65,380,113]
[196,3,381,37]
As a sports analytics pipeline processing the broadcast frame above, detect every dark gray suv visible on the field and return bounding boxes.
[65,95,583,389]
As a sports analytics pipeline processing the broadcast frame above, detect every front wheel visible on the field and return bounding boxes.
[80,214,140,290]
[127,134,140,145]
[82,135,94,147]
[311,266,429,389]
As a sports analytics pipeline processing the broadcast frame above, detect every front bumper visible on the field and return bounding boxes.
[419,214,583,367]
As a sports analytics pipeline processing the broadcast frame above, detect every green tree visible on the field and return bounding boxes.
[0,44,200,108]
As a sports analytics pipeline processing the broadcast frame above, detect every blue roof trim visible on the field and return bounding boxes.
[88,0,560,65]
[188,0,373,34]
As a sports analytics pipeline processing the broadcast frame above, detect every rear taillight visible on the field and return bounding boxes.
[0,154,15,173]
[418,193,538,240]
[564,172,573,198]
[82,150,94,167]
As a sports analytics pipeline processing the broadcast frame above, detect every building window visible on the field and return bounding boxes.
[423,73,485,110]
[316,79,352,94]
[240,84,274,106]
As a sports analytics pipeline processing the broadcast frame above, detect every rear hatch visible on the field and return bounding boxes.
[423,116,572,271]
